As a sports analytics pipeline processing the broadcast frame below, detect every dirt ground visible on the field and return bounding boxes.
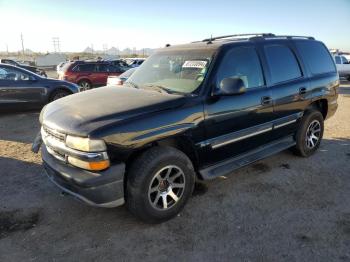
[0,81,350,262]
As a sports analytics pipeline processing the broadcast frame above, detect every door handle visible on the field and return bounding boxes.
[299,87,307,95]
[261,96,272,105]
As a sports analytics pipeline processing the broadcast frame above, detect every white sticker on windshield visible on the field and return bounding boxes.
[182,60,207,68]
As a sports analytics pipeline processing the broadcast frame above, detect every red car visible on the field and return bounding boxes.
[59,61,126,90]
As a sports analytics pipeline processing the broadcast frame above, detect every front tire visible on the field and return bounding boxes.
[50,89,71,102]
[293,110,324,157]
[126,146,195,223]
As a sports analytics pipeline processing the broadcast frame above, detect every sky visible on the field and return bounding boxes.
[0,0,349,53]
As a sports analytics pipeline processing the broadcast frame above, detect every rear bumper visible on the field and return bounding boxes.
[42,145,125,208]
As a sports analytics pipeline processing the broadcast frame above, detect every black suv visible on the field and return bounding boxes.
[33,34,339,223]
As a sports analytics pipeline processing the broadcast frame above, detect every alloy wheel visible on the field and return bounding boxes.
[305,119,321,149]
[80,81,91,91]
[148,165,186,210]
[52,92,67,101]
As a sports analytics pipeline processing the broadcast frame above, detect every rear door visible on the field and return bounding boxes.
[76,64,95,84]
[259,41,309,140]
[94,64,109,85]
[202,44,275,166]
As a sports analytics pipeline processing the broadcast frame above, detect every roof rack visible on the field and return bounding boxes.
[201,33,315,43]
[258,35,315,40]
[202,33,275,42]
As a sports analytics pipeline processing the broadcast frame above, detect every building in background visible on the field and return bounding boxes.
[36,53,67,67]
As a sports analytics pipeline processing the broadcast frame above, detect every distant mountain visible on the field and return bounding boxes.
[82,46,155,56]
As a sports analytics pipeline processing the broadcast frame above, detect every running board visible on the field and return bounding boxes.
[199,136,296,180]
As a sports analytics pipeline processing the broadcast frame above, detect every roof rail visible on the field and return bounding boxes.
[201,34,315,43]
[202,33,275,42]
[259,35,315,40]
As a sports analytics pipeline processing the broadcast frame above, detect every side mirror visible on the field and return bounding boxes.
[214,77,246,96]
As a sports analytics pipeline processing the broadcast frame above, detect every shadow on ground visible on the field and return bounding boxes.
[1,136,350,261]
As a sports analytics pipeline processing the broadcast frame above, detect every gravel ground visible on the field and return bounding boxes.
[0,81,349,262]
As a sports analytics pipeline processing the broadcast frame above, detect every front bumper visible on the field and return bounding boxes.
[42,145,125,208]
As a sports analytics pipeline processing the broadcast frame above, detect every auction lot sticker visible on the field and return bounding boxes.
[182,60,207,68]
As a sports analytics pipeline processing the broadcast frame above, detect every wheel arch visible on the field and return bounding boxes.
[48,87,73,102]
[307,99,328,119]
[124,135,200,176]
[77,78,92,86]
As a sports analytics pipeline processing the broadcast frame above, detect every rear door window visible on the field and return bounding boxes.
[74,64,95,72]
[216,46,264,89]
[295,41,336,75]
[264,45,302,84]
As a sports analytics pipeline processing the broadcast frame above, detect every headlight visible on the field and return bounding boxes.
[65,135,106,152]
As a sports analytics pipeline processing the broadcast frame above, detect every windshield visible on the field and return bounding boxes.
[126,49,215,94]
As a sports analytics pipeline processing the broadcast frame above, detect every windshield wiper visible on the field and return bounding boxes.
[124,81,139,89]
[141,84,174,94]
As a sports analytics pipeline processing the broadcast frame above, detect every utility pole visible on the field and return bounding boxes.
[103,43,108,55]
[52,37,60,53]
[20,33,25,56]
[6,44,9,55]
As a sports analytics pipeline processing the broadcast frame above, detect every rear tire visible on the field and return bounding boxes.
[347,75,350,82]
[293,110,324,157]
[126,146,195,223]
[78,80,92,91]
[50,89,71,102]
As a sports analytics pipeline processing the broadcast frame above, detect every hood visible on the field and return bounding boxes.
[42,86,185,136]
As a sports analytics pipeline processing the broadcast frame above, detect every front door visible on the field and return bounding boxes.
[0,66,44,111]
[202,44,275,166]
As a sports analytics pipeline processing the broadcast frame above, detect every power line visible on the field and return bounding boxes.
[20,33,25,56]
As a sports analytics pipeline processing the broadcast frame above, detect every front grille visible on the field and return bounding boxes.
[43,126,65,142]
[41,125,108,164]
[42,126,67,162]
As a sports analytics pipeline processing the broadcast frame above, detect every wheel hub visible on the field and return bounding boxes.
[158,179,170,192]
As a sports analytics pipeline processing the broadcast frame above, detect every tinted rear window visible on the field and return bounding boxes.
[295,41,336,75]
[73,64,95,72]
[264,45,302,84]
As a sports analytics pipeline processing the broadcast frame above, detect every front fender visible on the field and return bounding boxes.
[93,100,205,151]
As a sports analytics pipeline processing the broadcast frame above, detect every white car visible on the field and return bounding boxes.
[107,68,136,87]
[333,54,350,81]
[56,62,66,74]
